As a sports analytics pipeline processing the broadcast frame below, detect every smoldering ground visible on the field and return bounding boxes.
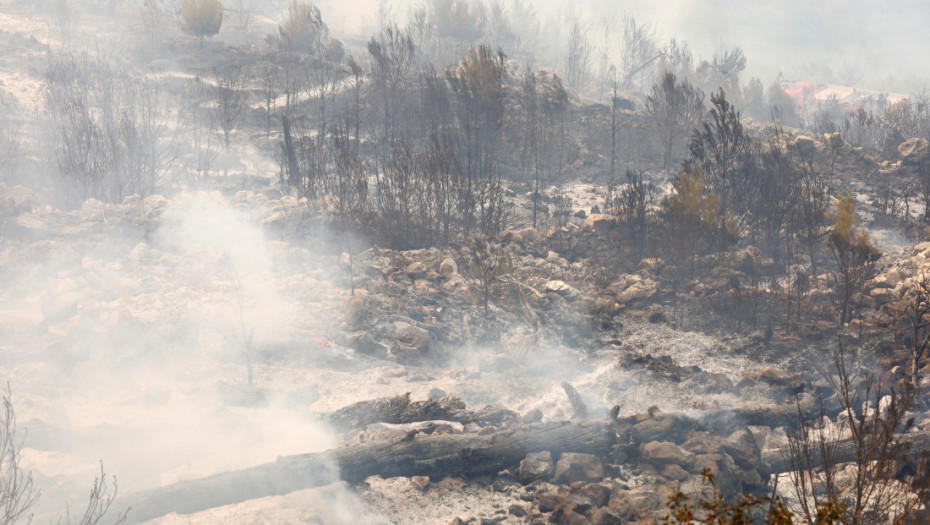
[2,0,926,523]
[0,186,775,523]
[0,189,376,522]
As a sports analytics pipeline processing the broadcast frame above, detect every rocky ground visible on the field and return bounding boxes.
[1,2,930,523]
[4,173,905,524]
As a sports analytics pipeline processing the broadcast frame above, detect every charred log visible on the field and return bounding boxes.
[118,420,616,524]
[324,392,519,431]
[700,393,844,431]
[116,392,890,523]
[762,431,930,474]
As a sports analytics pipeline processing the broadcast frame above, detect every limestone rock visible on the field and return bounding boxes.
[545,280,580,299]
[721,428,761,470]
[641,441,692,466]
[439,257,458,276]
[584,214,614,233]
[553,452,604,483]
[392,322,430,351]
[899,137,929,165]
[82,198,107,221]
[792,135,816,161]
[616,276,657,304]
[519,451,554,483]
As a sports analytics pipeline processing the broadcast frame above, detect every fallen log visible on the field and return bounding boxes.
[324,392,518,431]
[116,393,870,523]
[699,394,844,431]
[762,431,930,474]
[118,419,615,524]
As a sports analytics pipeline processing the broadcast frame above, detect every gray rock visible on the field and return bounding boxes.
[641,441,692,466]
[427,387,447,400]
[554,452,604,483]
[900,137,929,165]
[439,257,458,276]
[522,408,543,424]
[519,451,554,483]
[545,280,580,300]
[346,331,381,355]
[392,322,430,351]
[578,483,612,507]
[721,428,761,470]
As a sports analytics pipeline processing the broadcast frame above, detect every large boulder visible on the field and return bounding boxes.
[392,322,430,351]
[405,261,427,278]
[82,198,108,221]
[899,138,929,165]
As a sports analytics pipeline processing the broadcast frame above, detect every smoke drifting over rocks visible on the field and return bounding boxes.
[1,0,929,523]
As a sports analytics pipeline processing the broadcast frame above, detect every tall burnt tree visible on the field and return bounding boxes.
[619,168,649,258]
[686,88,752,249]
[644,72,704,170]
[744,124,807,263]
[368,23,415,159]
[521,67,544,228]
[447,44,508,236]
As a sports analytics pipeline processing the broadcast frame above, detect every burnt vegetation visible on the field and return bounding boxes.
[6,0,930,523]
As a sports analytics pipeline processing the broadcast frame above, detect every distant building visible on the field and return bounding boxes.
[782,81,908,118]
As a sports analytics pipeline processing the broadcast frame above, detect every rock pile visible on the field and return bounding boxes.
[437,407,770,525]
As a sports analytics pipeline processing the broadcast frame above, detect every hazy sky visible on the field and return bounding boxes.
[314,0,930,93]
[615,0,930,90]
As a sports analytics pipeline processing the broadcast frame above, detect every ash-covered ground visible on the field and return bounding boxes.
[2,1,930,524]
